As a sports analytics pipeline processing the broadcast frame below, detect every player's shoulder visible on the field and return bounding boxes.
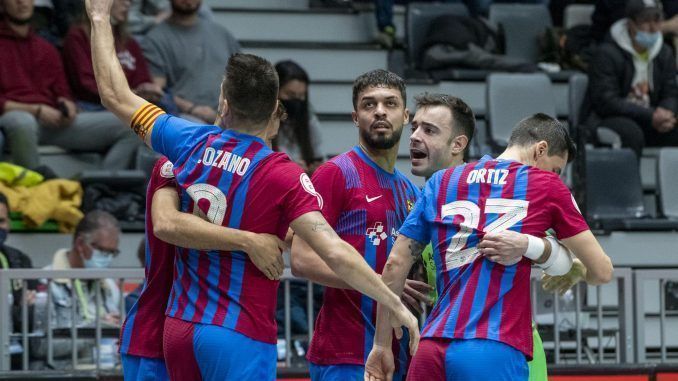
[151,156,173,177]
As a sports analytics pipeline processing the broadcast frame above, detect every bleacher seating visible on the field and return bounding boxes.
[563,3,595,29]
[485,72,556,150]
[488,4,552,64]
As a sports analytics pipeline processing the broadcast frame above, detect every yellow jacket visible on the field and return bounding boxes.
[0,179,83,232]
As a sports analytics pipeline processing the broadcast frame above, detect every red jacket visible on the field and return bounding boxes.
[63,26,152,104]
[0,20,72,112]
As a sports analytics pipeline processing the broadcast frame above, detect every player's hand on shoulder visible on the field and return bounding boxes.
[364,345,395,381]
[479,230,527,266]
[245,233,286,281]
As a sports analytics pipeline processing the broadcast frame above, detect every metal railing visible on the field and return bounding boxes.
[634,269,678,363]
[0,269,143,371]
[530,267,634,364]
[1,266,678,373]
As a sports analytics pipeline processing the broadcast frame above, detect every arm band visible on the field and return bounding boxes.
[523,235,545,260]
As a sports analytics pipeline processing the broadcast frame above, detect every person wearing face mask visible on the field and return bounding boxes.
[273,60,324,174]
[588,0,678,158]
[30,210,121,366]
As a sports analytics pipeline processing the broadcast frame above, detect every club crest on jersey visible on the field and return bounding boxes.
[300,173,324,209]
[406,199,414,212]
[160,161,174,178]
[366,222,388,246]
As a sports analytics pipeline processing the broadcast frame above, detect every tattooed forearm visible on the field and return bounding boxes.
[408,240,425,260]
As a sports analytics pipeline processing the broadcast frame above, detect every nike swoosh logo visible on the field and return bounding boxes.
[366,195,383,203]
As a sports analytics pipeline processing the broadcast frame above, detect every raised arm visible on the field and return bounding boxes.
[151,187,286,280]
[289,211,419,354]
[86,0,151,144]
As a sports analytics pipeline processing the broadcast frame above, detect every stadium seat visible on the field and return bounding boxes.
[658,148,678,219]
[585,148,678,231]
[568,73,588,132]
[405,2,470,73]
[488,4,552,64]
[563,4,595,29]
[485,72,556,150]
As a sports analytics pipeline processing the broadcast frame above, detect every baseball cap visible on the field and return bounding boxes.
[626,0,663,22]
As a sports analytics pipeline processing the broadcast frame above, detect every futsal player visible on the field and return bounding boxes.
[366,113,613,381]
[85,1,420,379]
[290,70,419,381]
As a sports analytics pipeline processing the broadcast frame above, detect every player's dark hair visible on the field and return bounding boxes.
[74,210,120,243]
[222,53,279,125]
[274,60,316,164]
[507,113,576,163]
[352,69,406,110]
[414,92,475,146]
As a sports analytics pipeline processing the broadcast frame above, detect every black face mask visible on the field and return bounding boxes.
[280,99,307,121]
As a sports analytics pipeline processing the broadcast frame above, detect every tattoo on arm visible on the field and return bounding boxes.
[408,240,426,260]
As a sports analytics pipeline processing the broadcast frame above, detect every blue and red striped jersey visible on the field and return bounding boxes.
[119,157,177,358]
[306,147,420,366]
[150,112,321,344]
[399,155,589,359]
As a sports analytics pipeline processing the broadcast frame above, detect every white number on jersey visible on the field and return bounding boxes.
[186,183,228,225]
[440,198,529,269]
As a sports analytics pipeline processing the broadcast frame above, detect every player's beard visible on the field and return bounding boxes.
[361,121,403,150]
[171,1,200,16]
[6,14,31,25]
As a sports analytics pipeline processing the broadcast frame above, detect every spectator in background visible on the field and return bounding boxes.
[62,0,164,111]
[0,0,141,171]
[126,0,213,36]
[592,0,678,42]
[42,210,121,328]
[588,0,678,157]
[141,0,240,123]
[32,210,121,365]
[0,192,37,369]
[274,60,324,174]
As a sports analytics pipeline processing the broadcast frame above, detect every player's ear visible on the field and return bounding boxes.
[451,134,469,155]
[351,110,359,127]
[219,99,230,119]
[403,107,410,125]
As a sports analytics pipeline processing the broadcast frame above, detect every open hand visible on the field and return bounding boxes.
[401,279,433,313]
[364,345,395,381]
[247,233,286,280]
[479,230,528,266]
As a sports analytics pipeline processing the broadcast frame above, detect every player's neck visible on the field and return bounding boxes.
[497,147,529,165]
[358,142,398,174]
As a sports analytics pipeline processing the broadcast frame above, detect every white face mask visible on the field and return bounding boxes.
[84,249,113,269]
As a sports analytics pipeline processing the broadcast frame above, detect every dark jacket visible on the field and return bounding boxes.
[588,41,678,129]
[1,244,36,332]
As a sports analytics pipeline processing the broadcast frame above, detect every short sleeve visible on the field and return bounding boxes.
[310,162,346,226]
[399,174,436,244]
[149,157,178,192]
[548,179,589,239]
[275,162,323,227]
[149,111,218,165]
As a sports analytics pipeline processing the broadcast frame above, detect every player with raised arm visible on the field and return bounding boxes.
[290,70,420,381]
[365,113,613,381]
[85,0,419,378]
